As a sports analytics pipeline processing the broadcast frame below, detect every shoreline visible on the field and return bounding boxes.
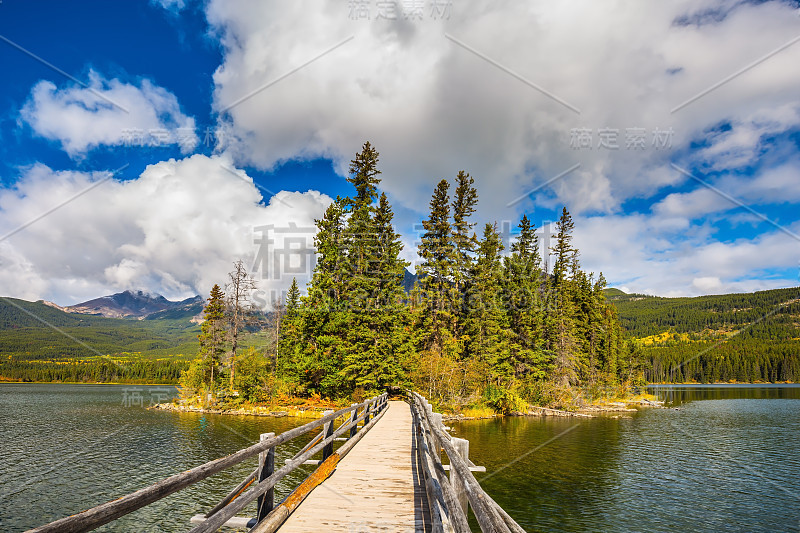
[151,396,667,421]
[0,379,179,386]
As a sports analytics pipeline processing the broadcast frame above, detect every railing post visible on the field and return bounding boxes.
[451,437,470,516]
[364,400,372,425]
[322,409,335,460]
[349,403,359,438]
[431,412,442,458]
[257,432,275,521]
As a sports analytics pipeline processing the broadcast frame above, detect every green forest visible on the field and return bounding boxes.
[0,297,197,383]
[181,142,643,411]
[609,288,800,383]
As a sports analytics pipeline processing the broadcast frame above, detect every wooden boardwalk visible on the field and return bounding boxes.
[278,400,430,532]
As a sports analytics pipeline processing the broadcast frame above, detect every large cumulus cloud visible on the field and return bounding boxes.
[203,0,800,295]
[0,154,330,305]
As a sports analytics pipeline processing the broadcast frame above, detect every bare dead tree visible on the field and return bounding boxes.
[225,260,258,388]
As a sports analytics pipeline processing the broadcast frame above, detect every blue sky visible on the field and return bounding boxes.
[0,0,799,305]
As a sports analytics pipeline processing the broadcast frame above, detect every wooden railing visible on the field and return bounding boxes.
[409,391,526,533]
[26,393,389,533]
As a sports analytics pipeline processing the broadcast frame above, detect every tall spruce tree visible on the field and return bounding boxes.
[463,223,512,382]
[301,198,350,397]
[278,278,304,385]
[550,208,578,386]
[451,171,479,321]
[343,192,412,391]
[198,284,226,391]
[341,145,400,392]
[417,179,458,352]
[503,215,548,380]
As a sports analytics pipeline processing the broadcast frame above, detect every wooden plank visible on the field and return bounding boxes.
[449,438,469,516]
[251,405,391,533]
[189,514,256,528]
[257,432,276,521]
[278,401,429,532]
[188,400,387,533]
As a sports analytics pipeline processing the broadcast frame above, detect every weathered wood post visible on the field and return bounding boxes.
[322,409,335,460]
[364,400,372,425]
[450,437,470,516]
[257,432,276,521]
[349,403,359,438]
[431,412,443,458]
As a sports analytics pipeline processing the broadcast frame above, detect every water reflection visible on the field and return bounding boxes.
[0,384,316,533]
[452,386,800,533]
[649,384,800,405]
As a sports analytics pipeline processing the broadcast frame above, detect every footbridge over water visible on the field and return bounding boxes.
[28,392,525,533]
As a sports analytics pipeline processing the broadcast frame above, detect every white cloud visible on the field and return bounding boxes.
[151,0,186,12]
[0,155,331,306]
[20,71,198,158]
[205,0,800,219]
[573,212,800,297]
[654,161,800,220]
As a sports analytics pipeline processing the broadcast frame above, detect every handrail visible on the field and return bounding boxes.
[189,395,388,533]
[409,391,526,533]
[26,393,389,533]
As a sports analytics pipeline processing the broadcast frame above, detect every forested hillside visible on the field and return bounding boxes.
[607,288,800,383]
[0,297,198,383]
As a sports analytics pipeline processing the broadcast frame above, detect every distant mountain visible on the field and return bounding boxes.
[402,268,418,293]
[65,290,202,320]
[0,296,201,361]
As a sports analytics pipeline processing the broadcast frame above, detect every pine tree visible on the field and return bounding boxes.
[278,278,304,384]
[343,143,381,307]
[463,223,512,382]
[552,207,575,287]
[301,198,350,397]
[343,192,413,392]
[550,208,578,386]
[348,141,381,207]
[451,171,478,317]
[417,179,458,352]
[198,284,226,392]
[503,215,548,380]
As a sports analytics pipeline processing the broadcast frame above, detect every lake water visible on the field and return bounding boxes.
[1,384,798,532]
[453,384,800,532]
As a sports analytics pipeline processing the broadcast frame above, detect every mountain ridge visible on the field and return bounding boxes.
[60,290,202,320]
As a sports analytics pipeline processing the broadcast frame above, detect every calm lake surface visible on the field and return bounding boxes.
[1,384,799,532]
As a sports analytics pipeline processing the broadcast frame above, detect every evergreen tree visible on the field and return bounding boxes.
[550,208,578,386]
[463,223,512,382]
[197,284,226,392]
[503,215,548,380]
[348,141,381,207]
[300,198,350,397]
[278,278,304,384]
[552,207,575,287]
[343,193,413,392]
[417,179,458,352]
[451,171,479,321]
